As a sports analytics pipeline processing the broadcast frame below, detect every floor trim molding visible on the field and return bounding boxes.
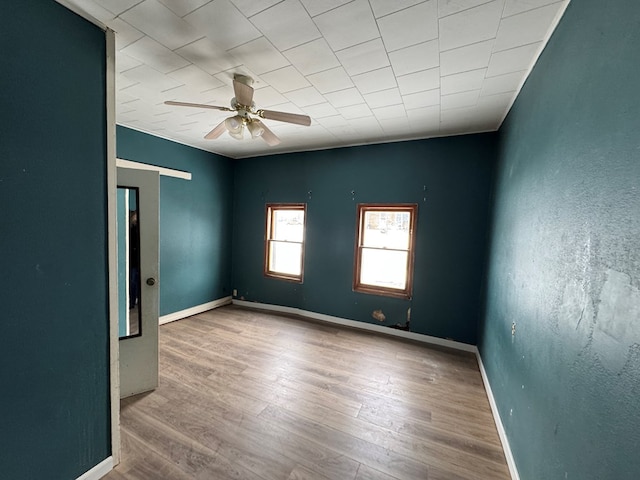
[75,456,113,480]
[476,353,520,480]
[231,300,476,353]
[160,296,232,325]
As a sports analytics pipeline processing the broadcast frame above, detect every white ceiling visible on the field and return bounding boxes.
[58,0,569,159]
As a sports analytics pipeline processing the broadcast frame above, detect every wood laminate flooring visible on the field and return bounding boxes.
[105,305,510,480]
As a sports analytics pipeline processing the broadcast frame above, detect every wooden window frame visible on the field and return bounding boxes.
[353,203,417,299]
[264,203,306,283]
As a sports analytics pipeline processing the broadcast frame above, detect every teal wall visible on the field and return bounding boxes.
[116,126,234,316]
[480,0,640,479]
[0,1,110,478]
[232,136,496,344]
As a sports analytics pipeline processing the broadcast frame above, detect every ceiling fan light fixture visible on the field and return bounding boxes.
[247,120,264,139]
[225,115,243,133]
[228,127,244,141]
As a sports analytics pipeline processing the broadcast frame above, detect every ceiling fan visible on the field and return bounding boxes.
[164,74,311,146]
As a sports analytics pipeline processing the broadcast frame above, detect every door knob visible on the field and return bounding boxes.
[146,277,156,286]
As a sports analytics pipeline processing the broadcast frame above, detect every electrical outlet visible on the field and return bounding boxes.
[233,289,237,297]
[511,322,516,336]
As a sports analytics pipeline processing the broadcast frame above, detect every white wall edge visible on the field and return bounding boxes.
[105,28,121,467]
[160,296,232,325]
[116,158,192,180]
[476,352,520,480]
[75,456,113,480]
[231,300,476,353]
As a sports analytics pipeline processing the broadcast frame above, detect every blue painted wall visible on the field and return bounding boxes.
[480,0,640,478]
[0,1,110,478]
[232,135,496,344]
[116,126,234,316]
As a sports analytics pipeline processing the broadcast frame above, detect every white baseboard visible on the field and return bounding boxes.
[231,299,476,353]
[76,456,113,480]
[160,296,232,325]
[476,353,520,480]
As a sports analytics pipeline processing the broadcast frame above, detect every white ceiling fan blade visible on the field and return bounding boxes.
[164,100,232,112]
[233,78,254,106]
[204,120,227,139]
[258,109,311,126]
[256,120,281,146]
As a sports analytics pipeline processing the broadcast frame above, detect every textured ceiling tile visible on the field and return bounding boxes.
[314,114,349,128]
[116,73,139,91]
[441,68,486,95]
[121,36,190,73]
[493,2,565,52]
[486,41,541,77]
[352,67,397,94]
[378,116,411,135]
[261,66,311,92]
[157,0,211,17]
[440,105,499,133]
[299,0,353,17]
[283,39,340,75]
[397,68,440,95]
[324,88,365,108]
[314,0,378,51]
[439,0,503,51]
[252,86,288,107]
[370,0,428,18]
[227,37,289,75]
[440,39,494,76]
[176,37,242,74]
[388,39,439,76]
[364,88,403,109]
[250,0,321,51]
[307,67,354,94]
[402,89,440,108]
[303,102,340,118]
[66,0,118,22]
[503,0,563,17]
[437,0,497,18]
[184,0,262,50]
[121,65,183,92]
[107,18,144,49]
[378,1,438,52]
[284,86,326,107]
[116,52,143,73]
[167,64,225,93]
[335,38,390,76]
[407,104,440,121]
[121,0,202,50]
[480,70,527,96]
[372,104,407,120]
[441,89,480,110]
[230,0,282,17]
[337,103,373,120]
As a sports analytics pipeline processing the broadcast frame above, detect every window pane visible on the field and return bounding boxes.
[362,211,410,249]
[269,241,302,276]
[272,209,304,242]
[360,248,408,290]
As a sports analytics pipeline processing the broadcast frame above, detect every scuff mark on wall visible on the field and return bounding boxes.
[372,309,386,322]
[592,269,640,372]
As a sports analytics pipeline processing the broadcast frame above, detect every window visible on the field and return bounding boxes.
[353,204,417,299]
[264,204,306,282]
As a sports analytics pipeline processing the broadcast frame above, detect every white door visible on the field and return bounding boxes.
[117,167,160,398]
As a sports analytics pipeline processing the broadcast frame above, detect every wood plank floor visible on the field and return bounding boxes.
[105,306,510,480]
